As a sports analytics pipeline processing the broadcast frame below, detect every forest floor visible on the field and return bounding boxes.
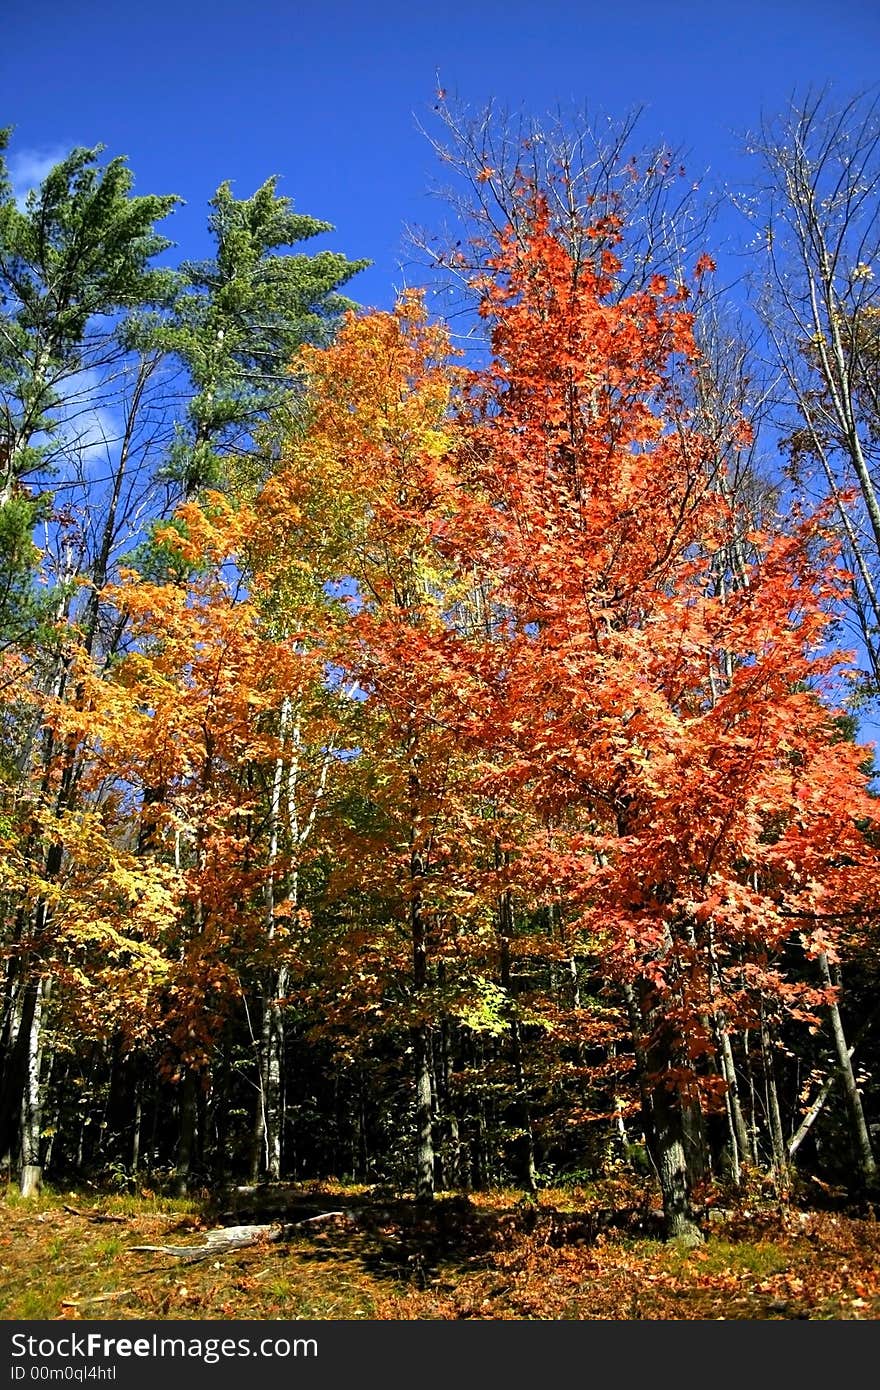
[1,1178,879,1320]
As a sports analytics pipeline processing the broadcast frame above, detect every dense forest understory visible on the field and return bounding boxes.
[2,90,880,1287]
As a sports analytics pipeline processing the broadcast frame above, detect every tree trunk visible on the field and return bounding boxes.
[19,977,47,1195]
[263,972,287,1182]
[131,1081,142,1176]
[682,1098,708,1188]
[467,1035,489,1190]
[436,1018,461,1190]
[650,1079,700,1241]
[357,1072,370,1181]
[250,713,290,1183]
[498,846,537,1194]
[410,757,434,1202]
[626,982,702,1243]
[760,1013,788,1184]
[0,969,27,1168]
[718,1026,751,1170]
[742,1028,760,1163]
[722,1085,741,1187]
[249,1043,266,1186]
[818,953,877,1187]
[509,1019,537,1193]
[175,1071,199,1196]
[412,1024,434,1201]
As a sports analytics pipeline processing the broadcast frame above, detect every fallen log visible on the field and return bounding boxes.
[129,1224,282,1261]
[128,1211,352,1263]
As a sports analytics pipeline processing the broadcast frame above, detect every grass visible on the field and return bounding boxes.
[661,1237,794,1279]
[0,1181,878,1320]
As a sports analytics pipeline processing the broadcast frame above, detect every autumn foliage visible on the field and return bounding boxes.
[2,187,878,1237]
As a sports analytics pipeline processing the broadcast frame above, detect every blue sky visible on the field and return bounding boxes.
[3,0,879,309]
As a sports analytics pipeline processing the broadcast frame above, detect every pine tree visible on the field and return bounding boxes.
[153,177,370,497]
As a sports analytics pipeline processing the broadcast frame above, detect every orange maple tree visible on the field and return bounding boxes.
[428,194,880,1236]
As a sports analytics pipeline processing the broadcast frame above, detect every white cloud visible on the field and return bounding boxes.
[56,368,121,467]
[8,146,71,209]
[34,367,122,476]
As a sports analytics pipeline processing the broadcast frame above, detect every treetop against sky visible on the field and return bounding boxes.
[2,0,879,312]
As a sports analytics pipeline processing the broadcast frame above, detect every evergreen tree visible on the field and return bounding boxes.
[153,178,370,497]
[0,129,179,650]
